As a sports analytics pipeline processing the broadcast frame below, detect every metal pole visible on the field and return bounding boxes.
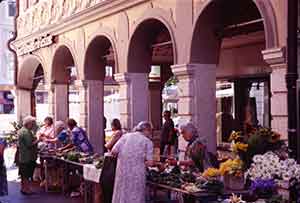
[286,0,298,159]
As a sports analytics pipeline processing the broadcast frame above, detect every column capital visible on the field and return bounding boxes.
[262,47,286,67]
[114,73,149,83]
[171,63,216,77]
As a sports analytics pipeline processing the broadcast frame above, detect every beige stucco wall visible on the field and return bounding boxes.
[12,0,288,138]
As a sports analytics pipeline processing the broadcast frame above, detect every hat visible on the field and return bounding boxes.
[23,116,36,125]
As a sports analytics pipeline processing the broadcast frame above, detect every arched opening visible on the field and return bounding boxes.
[52,45,78,122]
[127,19,175,136]
[17,56,47,121]
[191,0,272,145]
[83,35,117,154]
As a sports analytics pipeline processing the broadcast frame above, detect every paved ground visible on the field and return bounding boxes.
[0,167,82,203]
[1,146,82,203]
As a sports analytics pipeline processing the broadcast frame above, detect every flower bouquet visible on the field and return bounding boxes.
[246,152,300,201]
[220,158,245,190]
[228,127,285,168]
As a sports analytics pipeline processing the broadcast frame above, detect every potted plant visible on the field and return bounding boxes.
[219,158,245,190]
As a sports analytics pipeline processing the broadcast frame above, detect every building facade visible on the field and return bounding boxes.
[0,0,16,114]
[12,0,287,154]
[0,0,15,85]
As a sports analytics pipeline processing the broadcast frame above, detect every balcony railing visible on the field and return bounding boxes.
[17,0,110,37]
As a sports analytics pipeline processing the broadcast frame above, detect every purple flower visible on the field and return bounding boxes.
[250,179,276,194]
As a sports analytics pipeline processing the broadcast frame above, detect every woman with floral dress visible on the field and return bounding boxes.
[111,121,154,203]
[0,137,8,198]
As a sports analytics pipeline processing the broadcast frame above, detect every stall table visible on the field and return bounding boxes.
[40,153,97,203]
[147,181,249,203]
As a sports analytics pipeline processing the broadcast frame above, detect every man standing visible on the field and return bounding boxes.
[160,111,175,156]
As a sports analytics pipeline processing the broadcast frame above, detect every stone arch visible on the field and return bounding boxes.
[51,43,77,84]
[189,0,278,63]
[84,28,119,80]
[253,0,278,49]
[127,7,177,72]
[18,55,45,89]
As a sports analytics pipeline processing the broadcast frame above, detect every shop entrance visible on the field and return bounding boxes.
[216,76,270,143]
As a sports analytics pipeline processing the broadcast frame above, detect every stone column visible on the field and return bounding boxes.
[46,84,55,118]
[53,84,69,122]
[115,73,149,130]
[262,47,287,137]
[149,82,162,130]
[78,80,104,154]
[16,88,32,121]
[171,63,217,153]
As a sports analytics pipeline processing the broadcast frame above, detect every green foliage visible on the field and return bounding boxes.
[5,121,23,145]
[165,76,178,87]
[229,126,285,168]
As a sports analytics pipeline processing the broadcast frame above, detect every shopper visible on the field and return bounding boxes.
[37,117,54,150]
[169,122,218,172]
[18,116,40,195]
[59,118,93,154]
[40,120,66,187]
[105,118,122,151]
[43,120,66,146]
[111,121,154,203]
[160,110,176,156]
[0,137,8,198]
[37,117,54,141]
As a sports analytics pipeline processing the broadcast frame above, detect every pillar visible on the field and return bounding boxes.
[78,80,104,154]
[149,82,162,130]
[115,73,149,130]
[47,84,55,118]
[171,63,217,153]
[54,84,69,122]
[262,47,287,137]
[16,88,32,121]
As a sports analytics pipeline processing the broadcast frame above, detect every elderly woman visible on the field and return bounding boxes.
[43,121,66,146]
[59,118,93,154]
[111,121,154,203]
[0,137,8,198]
[170,122,218,172]
[18,116,41,195]
[105,119,123,151]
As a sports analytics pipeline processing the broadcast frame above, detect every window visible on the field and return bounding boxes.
[105,66,113,77]
[8,1,16,17]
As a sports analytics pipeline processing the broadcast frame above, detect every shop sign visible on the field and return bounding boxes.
[16,34,54,56]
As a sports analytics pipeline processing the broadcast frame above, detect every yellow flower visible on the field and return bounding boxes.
[229,131,242,142]
[203,168,220,178]
[219,158,244,176]
[232,142,248,153]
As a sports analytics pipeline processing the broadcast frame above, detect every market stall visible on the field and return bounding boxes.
[39,150,105,203]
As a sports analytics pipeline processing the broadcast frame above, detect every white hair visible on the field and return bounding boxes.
[23,115,36,126]
[179,122,198,137]
[134,121,152,132]
[55,121,65,130]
